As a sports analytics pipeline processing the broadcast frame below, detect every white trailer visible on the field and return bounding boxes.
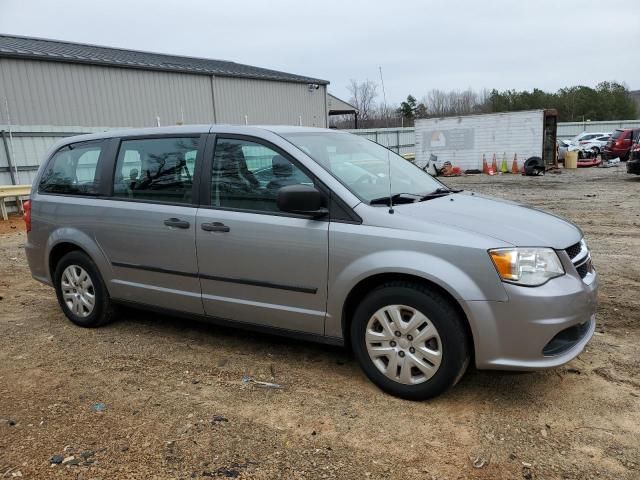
[414,109,558,171]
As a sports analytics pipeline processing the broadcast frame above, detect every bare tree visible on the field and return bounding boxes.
[423,89,448,117]
[330,85,492,129]
[422,88,489,117]
[347,79,378,121]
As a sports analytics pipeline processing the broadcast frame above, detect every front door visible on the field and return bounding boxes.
[196,136,329,335]
[94,135,205,315]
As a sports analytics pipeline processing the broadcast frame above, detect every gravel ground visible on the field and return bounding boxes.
[1,166,639,479]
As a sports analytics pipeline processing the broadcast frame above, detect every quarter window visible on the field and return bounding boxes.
[211,138,313,212]
[113,137,199,204]
[39,142,103,195]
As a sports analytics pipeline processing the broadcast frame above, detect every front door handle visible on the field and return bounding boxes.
[164,218,190,229]
[201,222,230,233]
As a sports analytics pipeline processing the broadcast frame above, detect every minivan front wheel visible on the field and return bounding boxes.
[53,251,117,328]
[350,282,469,400]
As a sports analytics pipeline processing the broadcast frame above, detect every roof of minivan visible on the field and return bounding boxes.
[53,125,343,145]
[0,34,329,85]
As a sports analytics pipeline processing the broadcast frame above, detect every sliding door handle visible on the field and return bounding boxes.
[164,218,190,229]
[201,222,230,232]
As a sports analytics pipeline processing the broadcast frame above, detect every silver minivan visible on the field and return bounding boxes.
[25,125,598,399]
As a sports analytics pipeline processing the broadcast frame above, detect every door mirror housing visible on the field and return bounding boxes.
[277,184,328,218]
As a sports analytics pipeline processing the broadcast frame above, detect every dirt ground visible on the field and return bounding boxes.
[1,166,639,479]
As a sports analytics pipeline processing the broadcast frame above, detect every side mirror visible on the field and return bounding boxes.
[277,184,328,218]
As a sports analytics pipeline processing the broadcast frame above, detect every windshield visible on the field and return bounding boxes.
[611,130,623,139]
[280,132,443,203]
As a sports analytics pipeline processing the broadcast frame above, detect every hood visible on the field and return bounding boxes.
[394,193,582,249]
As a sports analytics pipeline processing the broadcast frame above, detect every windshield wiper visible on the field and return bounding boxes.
[369,192,422,206]
[418,187,463,201]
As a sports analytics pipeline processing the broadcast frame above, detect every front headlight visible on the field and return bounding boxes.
[489,248,564,286]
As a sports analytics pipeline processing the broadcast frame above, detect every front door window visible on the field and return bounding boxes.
[211,138,313,212]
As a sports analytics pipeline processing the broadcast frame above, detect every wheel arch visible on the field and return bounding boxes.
[340,272,475,361]
[48,242,91,282]
[45,228,112,289]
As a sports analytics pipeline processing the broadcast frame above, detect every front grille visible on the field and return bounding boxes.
[565,242,582,260]
[566,239,593,281]
[576,262,589,278]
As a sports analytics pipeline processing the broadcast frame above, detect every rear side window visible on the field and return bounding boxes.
[113,137,199,204]
[611,130,623,139]
[39,141,103,195]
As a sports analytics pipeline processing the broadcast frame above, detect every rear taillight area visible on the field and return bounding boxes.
[23,199,31,232]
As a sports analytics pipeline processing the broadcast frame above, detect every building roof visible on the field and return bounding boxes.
[0,34,329,85]
[327,93,358,115]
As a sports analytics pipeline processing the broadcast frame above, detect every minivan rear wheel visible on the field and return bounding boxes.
[53,251,117,328]
[350,282,469,400]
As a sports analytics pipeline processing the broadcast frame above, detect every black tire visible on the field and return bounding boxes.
[53,250,117,328]
[350,281,470,400]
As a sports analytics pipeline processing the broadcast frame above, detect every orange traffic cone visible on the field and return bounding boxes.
[511,154,519,174]
[491,154,498,174]
[482,154,489,174]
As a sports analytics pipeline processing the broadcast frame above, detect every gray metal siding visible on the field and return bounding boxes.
[327,94,356,113]
[213,77,327,127]
[0,58,215,127]
[347,127,415,156]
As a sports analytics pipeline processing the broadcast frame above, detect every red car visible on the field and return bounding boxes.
[603,128,640,161]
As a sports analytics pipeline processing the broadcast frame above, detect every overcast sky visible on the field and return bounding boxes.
[1,0,639,105]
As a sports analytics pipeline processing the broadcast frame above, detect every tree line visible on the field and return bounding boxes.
[332,80,637,128]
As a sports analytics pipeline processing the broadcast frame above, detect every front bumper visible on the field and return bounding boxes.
[603,148,627,160]
[466,255,598,370]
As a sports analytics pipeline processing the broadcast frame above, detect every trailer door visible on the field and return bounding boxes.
[543,110,558,166]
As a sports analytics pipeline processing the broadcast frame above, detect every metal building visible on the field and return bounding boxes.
[327,93,358,128]
[0,34,329,129]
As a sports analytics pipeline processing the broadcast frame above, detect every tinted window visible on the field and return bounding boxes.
[39,142,103,195]
[211,138,313,212]
[113,137,199,204]
[611,130,623,139]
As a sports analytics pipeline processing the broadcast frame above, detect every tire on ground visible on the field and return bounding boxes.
[350,281,470,400]
[53,250,117,328]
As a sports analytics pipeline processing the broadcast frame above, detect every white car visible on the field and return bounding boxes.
[557,139,575,161]
[578,135,611,155]
[569,132,610,146]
